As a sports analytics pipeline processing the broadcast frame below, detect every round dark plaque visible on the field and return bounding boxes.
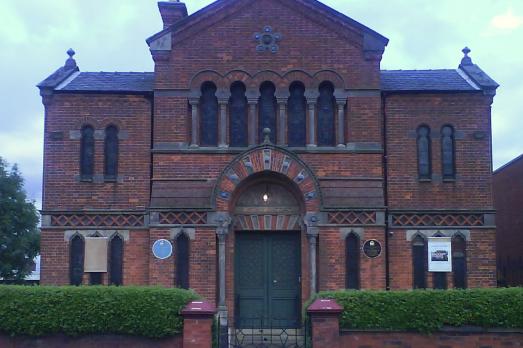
[363,239,382,258]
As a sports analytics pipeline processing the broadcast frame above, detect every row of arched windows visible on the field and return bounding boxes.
[344,233,467,290]
[70,234,124,286]
[417,125,456,180]
[412,234,467,289]
[69,233,190,288]
[80,125,119,181]
[198,80,338,147]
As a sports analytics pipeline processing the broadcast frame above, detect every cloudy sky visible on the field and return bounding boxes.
[0,0,522,208]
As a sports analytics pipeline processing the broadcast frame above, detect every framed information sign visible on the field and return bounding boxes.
[428,237,452,272]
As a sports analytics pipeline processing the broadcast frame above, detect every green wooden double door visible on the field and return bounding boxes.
[235,231,301,329]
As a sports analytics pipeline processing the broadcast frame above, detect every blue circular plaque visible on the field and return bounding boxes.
[152,239,173,260]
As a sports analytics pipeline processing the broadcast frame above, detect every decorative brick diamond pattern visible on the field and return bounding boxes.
[50,214,145,227]
[391,213,484,227]
[159,211,207,225]
[328,211,377,225]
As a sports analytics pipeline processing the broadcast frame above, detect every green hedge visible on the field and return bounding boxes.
[0,286,199,338]
[314,288,523,333]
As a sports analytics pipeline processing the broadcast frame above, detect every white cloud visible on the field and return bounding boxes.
[490,9,523,30]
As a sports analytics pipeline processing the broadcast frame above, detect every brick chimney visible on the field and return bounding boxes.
[158,0,188,29]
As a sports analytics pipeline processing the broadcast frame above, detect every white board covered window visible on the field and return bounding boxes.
[84,237,109,273]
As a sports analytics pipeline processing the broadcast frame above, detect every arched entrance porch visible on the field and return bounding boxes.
[211,143,323,331]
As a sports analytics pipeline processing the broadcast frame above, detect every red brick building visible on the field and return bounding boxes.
[493,155,523,286]
[38,0,499,331]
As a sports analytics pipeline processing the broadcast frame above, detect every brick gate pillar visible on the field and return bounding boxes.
[307,298,343,348]
[182,300,216,348]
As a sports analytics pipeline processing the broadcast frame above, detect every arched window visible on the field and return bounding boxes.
[287,82,307,147]
[104,125,119,180]
[229,82,248,147]
[432,234,447,290]
[80,125,95,180]
[110,234,124,286]
[441,125,456,180]
[175,233,190,289]
[345,233,360,289]
[70,235,84,286]
[412,235,426,289]
[452,235,467,289]
[258,81,277,143]
[417,126,432,180]
[317,81,336,146]
[200,82,219,146]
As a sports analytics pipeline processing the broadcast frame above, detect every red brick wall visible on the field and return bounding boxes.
[385,93,494,210]
[319,227,386,291]
[154,0,380,91]
[190,227,217,304]
[340,331,523,348]
[0,334,182,348]
[43,94,152,211]
[124,230,150,286]
[389,229,496,290]
[40,229,69,285]
[493,157,523,286]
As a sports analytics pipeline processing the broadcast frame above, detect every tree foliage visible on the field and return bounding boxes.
[0,157,40,280]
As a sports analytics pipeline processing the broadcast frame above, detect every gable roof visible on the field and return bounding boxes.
[381,69,479,92]
[51,70,483,93]
[56,72,155,93]
[147,0,388,52]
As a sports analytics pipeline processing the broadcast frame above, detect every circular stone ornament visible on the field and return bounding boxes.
[363,239,382,258]
[152,239,173,260]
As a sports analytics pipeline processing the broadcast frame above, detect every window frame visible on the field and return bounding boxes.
[104,125,119,182]
[345,233,360,290]
[441,125,456,181]
[175,233,190,289]
[80,125,95,182]
[416,125,432,181]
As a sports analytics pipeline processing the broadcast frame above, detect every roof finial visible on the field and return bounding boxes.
[65,48,77,69]
[263,128,272,144]
[461,47,473,66]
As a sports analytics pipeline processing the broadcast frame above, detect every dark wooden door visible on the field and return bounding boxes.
[235,231,301,328]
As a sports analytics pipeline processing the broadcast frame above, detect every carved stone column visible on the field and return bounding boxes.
[189,98,200,148]
[306,98,317,147]
[248,100,257,146]
[336,99,347,148]
[218,100,228,148]
[307,227,319,295]
[304,213,321,296]
[277,98,287,146]
[214,213,232,319]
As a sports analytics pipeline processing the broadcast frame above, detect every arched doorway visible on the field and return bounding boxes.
[232,174,304,329]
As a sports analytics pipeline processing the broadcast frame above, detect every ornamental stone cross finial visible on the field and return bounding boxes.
[65,48,77,69]
[461,47,473,66]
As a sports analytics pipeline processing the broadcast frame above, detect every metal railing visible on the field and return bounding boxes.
[216,316,310,348]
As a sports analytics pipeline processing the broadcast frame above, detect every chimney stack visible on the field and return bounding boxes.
[158,0,188,29]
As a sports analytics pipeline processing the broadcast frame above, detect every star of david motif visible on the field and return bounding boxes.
[254,26,282,53]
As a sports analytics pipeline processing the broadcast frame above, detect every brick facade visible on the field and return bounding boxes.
[493,155,523,286]
[38,0,499,332]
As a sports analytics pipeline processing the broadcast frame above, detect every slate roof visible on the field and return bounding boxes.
[380,69,478,92]
[55,70,479,93]
[58,72,155,93]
